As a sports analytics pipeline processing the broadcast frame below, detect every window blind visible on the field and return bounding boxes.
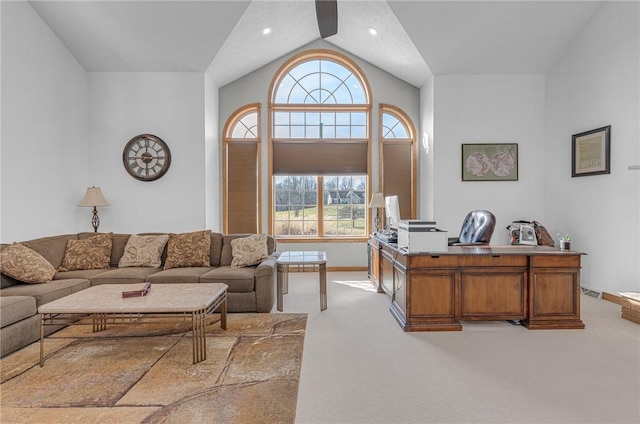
[227,142,258,233]
[272,141,367,175]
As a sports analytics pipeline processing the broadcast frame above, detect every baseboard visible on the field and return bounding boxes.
[602,291,622,305]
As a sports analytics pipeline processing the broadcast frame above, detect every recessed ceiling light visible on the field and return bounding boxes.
[367,27,378,36]
[262,27,273,36]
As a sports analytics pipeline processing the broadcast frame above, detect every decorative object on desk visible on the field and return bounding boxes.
[368,192,385,233]
[123,134,171,181]
[461,143,518,181]
[507,220,555,246]
[571,125,610,177]
[518,224,537,245]
[77,186,110,232]
[557,233,572,251]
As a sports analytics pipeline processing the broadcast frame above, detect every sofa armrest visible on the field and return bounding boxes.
[254,253,278,312]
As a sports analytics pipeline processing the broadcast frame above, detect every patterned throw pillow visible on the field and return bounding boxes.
[231,234,269,268]
[0,243,57,284]
[118,234,169,268]
[58,233,112,272]
[164,230,211,270]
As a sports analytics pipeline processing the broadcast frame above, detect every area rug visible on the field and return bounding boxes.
[0,313,307,424]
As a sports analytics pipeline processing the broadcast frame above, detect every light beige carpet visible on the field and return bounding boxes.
[0,313,307,424]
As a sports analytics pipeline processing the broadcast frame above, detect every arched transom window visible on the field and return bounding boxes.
[270,50,371,239]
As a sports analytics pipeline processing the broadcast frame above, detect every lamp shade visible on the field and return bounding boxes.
[368,192,385,209]
[78,186,110,207]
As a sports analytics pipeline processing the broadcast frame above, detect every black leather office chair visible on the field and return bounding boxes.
[448,210,496,246]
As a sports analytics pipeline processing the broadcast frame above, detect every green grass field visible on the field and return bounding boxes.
[274,206,365,236]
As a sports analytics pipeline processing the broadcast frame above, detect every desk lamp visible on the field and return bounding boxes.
[368,192,385,233]
[78,186,110,232]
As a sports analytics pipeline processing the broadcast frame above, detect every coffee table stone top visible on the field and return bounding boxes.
[38,283,227,314]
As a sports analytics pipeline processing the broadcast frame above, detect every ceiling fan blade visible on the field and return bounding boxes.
[315,0,338,38]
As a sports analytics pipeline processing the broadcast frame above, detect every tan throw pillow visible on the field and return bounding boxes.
[118,234,169,268]
[231,234,269,268]
[58,233,112,272]
[164,230,211,270]
[0,243,56,284]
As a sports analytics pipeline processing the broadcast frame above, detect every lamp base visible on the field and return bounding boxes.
[91,207,100,232]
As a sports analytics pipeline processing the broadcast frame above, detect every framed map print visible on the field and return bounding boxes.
[462,143,518,181]
[571,126,611,177]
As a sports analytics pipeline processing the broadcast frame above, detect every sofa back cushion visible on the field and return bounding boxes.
[220,234,276,267]
[22,234,79,269]
[210,232,223,267]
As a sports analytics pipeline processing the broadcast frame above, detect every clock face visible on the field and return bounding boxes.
[123,134,171,181]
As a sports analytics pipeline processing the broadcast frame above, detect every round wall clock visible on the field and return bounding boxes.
[122,134,171,181]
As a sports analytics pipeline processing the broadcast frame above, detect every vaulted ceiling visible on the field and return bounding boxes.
[29,0,605,88]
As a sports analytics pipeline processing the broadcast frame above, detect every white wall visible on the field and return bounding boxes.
[87,72,207,234]
[545,1,640,293]
[219,39,420,267]
[1,1,89,242]
[204,72,221,232]
[432,75,547,243]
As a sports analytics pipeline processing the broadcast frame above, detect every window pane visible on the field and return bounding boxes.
[273,176,318,236]
[322,175,367,237]
[274,112,290,126]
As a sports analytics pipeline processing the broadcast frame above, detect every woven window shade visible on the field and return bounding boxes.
[227,142,258,233]
[382,142,412,219]
[272,141,367,175]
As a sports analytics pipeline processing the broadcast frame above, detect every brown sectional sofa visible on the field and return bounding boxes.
[0,231,278,357]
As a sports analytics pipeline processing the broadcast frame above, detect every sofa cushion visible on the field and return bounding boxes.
[22,234,78,269]
[146,267,214,284]
[0,296,37,328]
[89,267,162,286]
[164,230,211,270]
[118,234,169,268]
[231,234,269,268]
[200,266,256,292]
[221,234,276,267]
[0,278,90,307]
[80,232,131,267]
[58,233,112,272]
[0,243,57,284]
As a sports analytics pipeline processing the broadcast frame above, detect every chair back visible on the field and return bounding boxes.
[458,210,496,244]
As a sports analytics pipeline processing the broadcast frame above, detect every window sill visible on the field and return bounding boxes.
[275,237,368,244]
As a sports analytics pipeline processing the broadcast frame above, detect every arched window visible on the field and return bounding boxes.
[269,50,371,239]
[222,104,261,233]
[380,104,417,220]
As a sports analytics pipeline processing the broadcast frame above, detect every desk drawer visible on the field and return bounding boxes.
[530,255,580,268]
[459,255,528,267]
[410,255,459,268]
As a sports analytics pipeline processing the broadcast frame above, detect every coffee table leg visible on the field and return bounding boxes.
[192,309,206,364]
[320,263,327,311]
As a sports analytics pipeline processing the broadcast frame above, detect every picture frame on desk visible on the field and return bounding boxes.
[461,143,518,181]
[571,125,611,177]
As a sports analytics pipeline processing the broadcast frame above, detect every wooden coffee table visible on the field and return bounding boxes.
[38,283,227,366]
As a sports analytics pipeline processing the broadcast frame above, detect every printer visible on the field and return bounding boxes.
[398,220,448,253]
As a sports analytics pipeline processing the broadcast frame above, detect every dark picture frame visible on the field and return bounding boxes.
[461,143,518,181]
[571,125,611,177]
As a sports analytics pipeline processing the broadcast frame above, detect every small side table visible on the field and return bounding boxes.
[277,251,327,312]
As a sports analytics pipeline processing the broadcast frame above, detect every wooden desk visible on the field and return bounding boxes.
[369,238,585,331]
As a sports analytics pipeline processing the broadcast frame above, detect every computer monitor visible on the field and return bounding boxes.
[384,195,401,230]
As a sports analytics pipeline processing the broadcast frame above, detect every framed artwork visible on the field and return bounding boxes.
[461,143,518,181]
[571,126,611,177]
